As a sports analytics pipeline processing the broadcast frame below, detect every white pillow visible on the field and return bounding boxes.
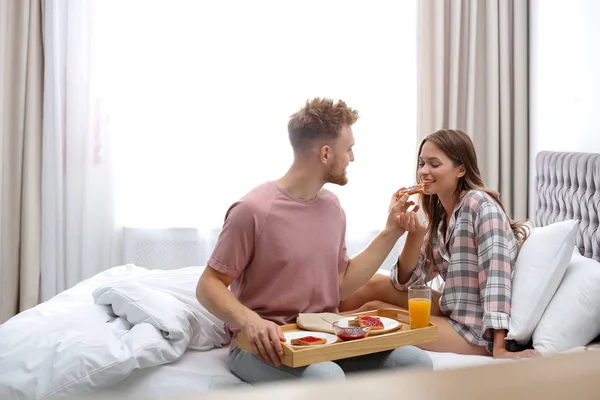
[532,249,600,354]
[506,219,579,344]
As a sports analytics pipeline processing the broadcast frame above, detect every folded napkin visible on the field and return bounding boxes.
[296,312,344,334]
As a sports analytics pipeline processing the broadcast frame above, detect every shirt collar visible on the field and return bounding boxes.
[437,190,470,255]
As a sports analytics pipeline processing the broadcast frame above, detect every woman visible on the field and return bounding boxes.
[340,129,539,359]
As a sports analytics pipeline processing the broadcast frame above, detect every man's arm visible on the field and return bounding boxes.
[196,266,256,328]
[338,192,416,300]
[338,227,402,301]
[196,267,285,367]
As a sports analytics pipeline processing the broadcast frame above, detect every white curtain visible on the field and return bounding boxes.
[41,0,118,301]
[41,0,418,298]
[0,0,43,321]
[417,0,529,219]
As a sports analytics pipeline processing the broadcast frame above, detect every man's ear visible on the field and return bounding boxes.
[319,145,331,164]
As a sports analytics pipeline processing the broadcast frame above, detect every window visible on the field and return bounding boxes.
[109,0,418,236]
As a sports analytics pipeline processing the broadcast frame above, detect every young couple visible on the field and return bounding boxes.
[196,98,538,385]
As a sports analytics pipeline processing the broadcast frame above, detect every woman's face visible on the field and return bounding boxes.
[418,141,465,196]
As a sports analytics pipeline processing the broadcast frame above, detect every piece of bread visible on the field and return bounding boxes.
[399,183,425,196]
[348,316,385,330]
[290,336,327,346]
[348,319,361,327]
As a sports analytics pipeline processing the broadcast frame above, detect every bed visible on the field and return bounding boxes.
[1,150,599,400]
[534,151,600,261]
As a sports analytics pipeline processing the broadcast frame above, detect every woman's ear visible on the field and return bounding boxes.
[457,165,466,178]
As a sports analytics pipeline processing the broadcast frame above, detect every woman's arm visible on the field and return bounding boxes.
[390,210,437,290]
[475,202,513,344]
[492,329,509,355]
[492,329,540,359]
[395,230,426,285]
[475,201,538,358]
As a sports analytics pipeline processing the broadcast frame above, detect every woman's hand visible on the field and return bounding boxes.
[493,348,541,360]
[397,207,427,236]
[392,188,426,236]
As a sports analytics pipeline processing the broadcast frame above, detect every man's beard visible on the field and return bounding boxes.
[324,160,348,186]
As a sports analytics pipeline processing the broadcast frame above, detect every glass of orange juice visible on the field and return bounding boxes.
[408,284,432,329]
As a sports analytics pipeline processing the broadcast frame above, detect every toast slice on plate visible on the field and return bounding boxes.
[290,336,328,346]
[348,316,385,330]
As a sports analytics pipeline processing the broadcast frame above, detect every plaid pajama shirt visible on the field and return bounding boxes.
[391,190,518,353]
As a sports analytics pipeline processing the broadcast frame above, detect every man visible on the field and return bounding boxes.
[196,98,432,383]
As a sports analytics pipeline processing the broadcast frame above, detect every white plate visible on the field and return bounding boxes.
[336,316,402,335]
[283,331,338,347]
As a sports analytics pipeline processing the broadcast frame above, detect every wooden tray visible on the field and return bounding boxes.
[237,308,438,368]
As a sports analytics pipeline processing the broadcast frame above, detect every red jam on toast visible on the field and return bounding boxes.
[290,336,327,346]
[399,183,425,196]
[348,316,385,330]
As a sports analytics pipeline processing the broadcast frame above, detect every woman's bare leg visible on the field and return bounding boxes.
[340,273,443,317]
[419,315,490,356]
[350,300,489,356]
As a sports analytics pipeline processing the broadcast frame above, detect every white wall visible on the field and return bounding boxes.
[529,0,600,217]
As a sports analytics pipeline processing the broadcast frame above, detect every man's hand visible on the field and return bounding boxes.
[242,314,286,367]
[493,348,541,360]
[196,268,286,367]
[386,189,417,234]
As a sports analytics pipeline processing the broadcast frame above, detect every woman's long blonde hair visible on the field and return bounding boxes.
[417,129,530,275]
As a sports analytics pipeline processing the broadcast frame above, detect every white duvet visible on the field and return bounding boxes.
[0,265,229,399]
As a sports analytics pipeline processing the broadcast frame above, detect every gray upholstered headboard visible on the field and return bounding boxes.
[535,151,600,262]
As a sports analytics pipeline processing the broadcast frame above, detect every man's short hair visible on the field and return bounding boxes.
[288,98,359,154]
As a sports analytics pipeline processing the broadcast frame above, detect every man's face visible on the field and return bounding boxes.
[324,125,355,186]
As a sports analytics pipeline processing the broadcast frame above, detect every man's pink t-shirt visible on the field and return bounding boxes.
[207,181,350,349]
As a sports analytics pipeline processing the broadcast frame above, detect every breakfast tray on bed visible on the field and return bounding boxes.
[238,308,438,367]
